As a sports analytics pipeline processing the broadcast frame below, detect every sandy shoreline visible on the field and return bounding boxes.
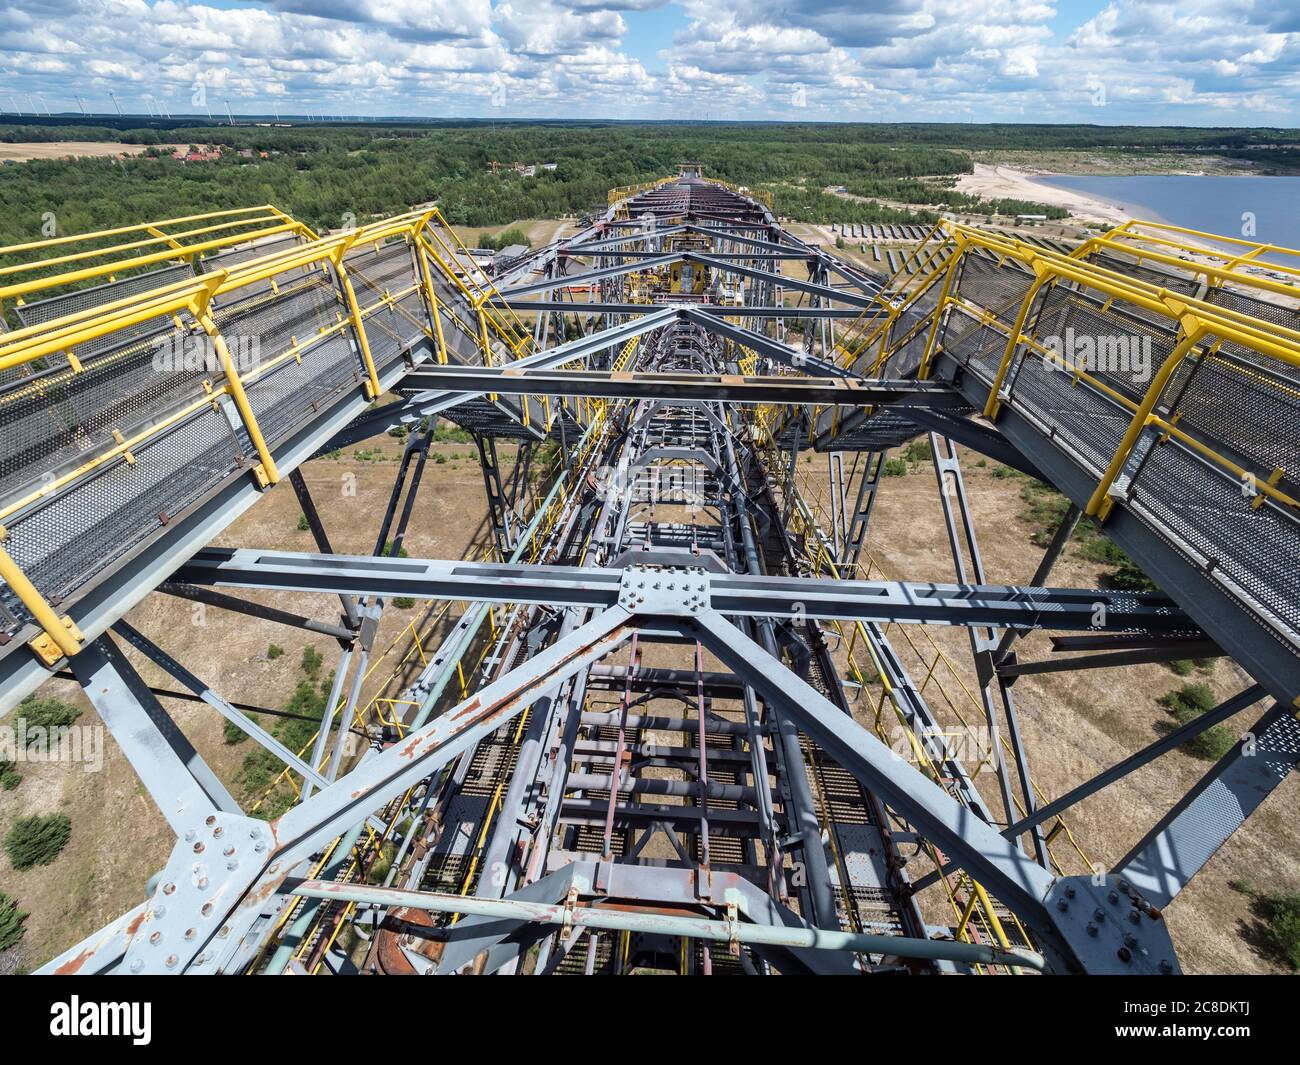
[956,163,1137,227]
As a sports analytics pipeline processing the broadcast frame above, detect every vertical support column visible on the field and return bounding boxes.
[930,434,1046,863]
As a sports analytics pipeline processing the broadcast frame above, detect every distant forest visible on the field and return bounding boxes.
[2,120,1297,244]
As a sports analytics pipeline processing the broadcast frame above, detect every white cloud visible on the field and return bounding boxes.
[0,0,1294,121]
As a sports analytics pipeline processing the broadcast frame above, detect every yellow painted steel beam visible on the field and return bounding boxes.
[0,204,286,257]
[0,215,298,281]
[0,222,301,303]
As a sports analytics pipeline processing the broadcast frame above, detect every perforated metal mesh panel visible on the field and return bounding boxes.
[1030,286,1179,406]
[1164,342,1300,493]
[0,406,248,632]
[15,263,193,333]
[345,238,426,367]
[246,333,363,445]
[1127,435,1300,636]
[204,235,310,307]
[13,263,194,373]
[953,253,1034,321]
[1090,251,1201,296]
[212,271,343,369]
[939,308,1009,381]
[1203,286,1300,336]
[0,309,202,506]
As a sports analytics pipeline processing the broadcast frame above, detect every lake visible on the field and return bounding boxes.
[1038,174,1300,266]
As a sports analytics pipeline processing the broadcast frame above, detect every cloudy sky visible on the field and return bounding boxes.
[1,1,1298,124]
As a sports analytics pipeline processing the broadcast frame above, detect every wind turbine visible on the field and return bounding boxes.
[109,89,122,115]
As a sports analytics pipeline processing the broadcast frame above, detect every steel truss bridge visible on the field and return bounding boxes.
[1,171,1297,975]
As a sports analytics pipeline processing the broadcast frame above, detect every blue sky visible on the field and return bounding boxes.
[1,1,1296,125]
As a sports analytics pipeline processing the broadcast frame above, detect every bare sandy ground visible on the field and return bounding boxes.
[0,141,177,163]
[957,163,1133,227]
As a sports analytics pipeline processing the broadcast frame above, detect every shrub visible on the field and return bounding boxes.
[902,438,932,466]
[0,759,21,790]
[1166,656,1217,677]
[0,892,28,952]
[296,513,310,531]
[1256,892,1300,971]
[393,597,416,609]
[14,695,82,740]
[223,719,248,745]
[4,813,72,869]
[1160,683,1234,760]
[1234,882,1300,971]
[882,457,908,477]
[267,644,284,660]
[301,646,323,677]
[1020,480,1073,545]
[1164,682,1214,714]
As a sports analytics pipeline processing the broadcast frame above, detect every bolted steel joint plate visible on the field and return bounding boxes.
[1046,874,1181,975]
[120,811,276,974]
[619,566,710,615]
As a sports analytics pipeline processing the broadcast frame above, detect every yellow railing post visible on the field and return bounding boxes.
[1085,318,1208,519]
[330,246,383,399]
[196,312,280,485]
[0,533,83,662]
[916,236,968,379]
[416,243,449,364]
[983,261,1052,418]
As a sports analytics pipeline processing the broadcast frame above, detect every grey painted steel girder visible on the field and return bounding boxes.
[498,253,877,308]
[46,575,1178,975]
[489,300,873,319]
[169,550,1195,635]
[400,365,965,408]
